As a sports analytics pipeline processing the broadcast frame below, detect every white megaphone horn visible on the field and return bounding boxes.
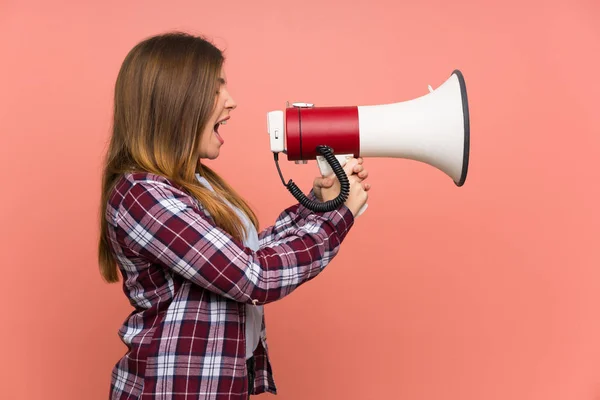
[267,69,470,216]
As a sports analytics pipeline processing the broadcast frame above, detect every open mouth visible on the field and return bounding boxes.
[213,120,227,144]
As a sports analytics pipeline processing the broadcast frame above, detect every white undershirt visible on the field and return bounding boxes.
[195,175,264,360]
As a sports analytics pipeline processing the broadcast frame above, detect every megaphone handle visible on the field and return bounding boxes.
[356,203,368,217]
[276,146,351,213]
[316,154,369,217]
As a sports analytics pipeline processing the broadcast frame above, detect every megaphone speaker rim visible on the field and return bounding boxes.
[452,69,470,187]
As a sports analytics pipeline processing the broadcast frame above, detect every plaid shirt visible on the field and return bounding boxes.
[105,172,355,399]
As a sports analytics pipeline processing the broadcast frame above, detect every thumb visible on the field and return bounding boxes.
[314,176,334,188]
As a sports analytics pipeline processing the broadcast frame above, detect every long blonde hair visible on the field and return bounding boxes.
[98,32,259,283]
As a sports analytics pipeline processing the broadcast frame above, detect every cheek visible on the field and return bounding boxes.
[198,129,217,153]
[197,132,207,153]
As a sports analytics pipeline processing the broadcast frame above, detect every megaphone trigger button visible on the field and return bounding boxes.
[292,102,314,108]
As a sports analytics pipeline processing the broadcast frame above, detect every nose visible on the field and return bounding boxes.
[225,93,237,110]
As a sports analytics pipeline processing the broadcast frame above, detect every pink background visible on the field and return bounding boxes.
[1,0,599,399]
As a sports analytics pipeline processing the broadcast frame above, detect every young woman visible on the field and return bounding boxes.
[98,31,370,400]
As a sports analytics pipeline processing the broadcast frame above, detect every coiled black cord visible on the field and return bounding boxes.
[274,145,350,212]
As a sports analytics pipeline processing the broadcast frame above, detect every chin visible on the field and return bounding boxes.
[204,149,221,160]
[199,143,222,160]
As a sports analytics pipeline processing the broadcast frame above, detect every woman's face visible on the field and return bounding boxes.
[198,69,237,160]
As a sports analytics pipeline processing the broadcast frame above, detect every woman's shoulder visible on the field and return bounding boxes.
[111,171,178,198]
[106,172,195,224]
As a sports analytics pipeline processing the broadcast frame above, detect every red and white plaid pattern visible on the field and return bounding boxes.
[105,172,355,399]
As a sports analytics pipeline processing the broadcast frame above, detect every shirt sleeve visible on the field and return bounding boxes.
[257,189,322,246]
[114,180,354,305]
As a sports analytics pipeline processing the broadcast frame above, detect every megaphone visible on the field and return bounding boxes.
[267,69,470,216]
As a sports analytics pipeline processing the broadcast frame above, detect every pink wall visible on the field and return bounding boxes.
[1,0,599,399]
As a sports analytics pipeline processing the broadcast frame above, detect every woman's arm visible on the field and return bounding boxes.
[114,180,354,305]
[257,189,320,246]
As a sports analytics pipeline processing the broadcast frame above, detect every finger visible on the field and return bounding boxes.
[353,164,364,174]
[322,177,334,187]
[348,174,363,184]
[363,182,371,191]
[342,158,359,175]
[349,169,368,183]
[314,177,334,188]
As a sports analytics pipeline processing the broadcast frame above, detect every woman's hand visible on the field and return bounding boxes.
[312,158,371,216]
